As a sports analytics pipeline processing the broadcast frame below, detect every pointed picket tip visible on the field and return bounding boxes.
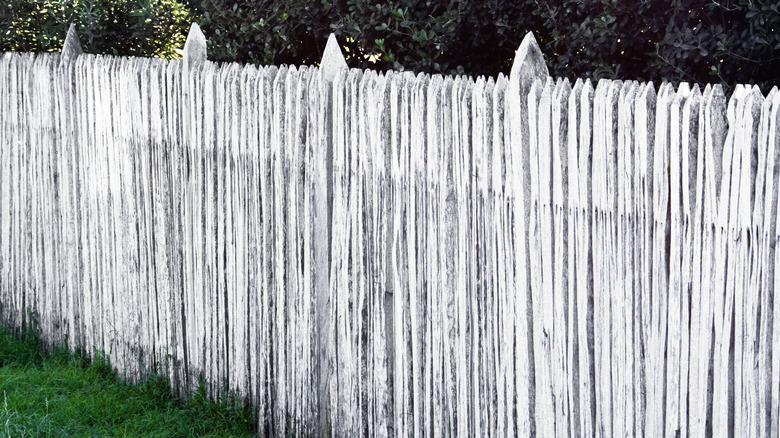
[320,33,347,83]
[60,24,83,67]
[510,32,549,91]
[183,22,207,70]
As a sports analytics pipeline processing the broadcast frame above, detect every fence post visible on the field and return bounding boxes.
[316,33,347,437]
[58,24,82,352]
[507,31,549,437]
[177,21,207,398]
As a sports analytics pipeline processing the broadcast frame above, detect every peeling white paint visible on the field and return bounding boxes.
[1,40,780,437]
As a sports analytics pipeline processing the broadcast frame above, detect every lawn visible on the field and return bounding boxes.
[0,326,255,437]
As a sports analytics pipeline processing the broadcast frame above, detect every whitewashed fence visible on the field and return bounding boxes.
[1,23,779,437]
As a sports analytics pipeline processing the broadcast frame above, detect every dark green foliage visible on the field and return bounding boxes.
[198,0,523,74]
[0,0,192,58]
[533,0,780,92]
[196,0,332,65]
[197,0,778,93]
[0,1,777,90]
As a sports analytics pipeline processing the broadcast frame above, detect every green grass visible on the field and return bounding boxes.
[0,326,255,437]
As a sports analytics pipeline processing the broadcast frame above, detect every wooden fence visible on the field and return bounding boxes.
[1,23,779,437]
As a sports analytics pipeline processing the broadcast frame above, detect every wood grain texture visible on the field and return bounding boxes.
[2,49,780,437]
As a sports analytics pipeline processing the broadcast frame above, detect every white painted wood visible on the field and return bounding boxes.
[551,77,572,438]
[528,77,553,438]
[574,79,596,438]
[617,80,638,438]
[645,82,673,438]
[712,85,743,438]
[425,73,443,438]
[5,44,780,437]
[507,55,533,438]
[439,74,458,438]
[492,73,511,438]
[470,75,487,438]
[635,84,654,438]
[691,84,727,438]
[679,84,702,438]
[565,78,585,438]
[736,87,763,437]
[592,79,620,438]
[666,82,691,438]
[770,89,780,438]
[756,86,778,438]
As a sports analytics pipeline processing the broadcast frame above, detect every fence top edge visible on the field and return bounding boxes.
[0,30,769,101]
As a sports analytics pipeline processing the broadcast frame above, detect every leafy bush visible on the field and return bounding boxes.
[1,0,777,91]
[196,0,778,93]
[0,0,192,58]
[533,0,780,92]
[197,0,524,74]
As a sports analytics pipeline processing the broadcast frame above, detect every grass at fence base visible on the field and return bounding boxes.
[0,326,255,437]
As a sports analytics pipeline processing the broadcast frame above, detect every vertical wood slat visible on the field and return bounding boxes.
[616,80,637,438]
[678,84,702,438]
[756,87,778,438]
[770,89,780,438]
[713,85,742,437]
[688,83,711,438]
[571,78,595,438]
[665,82,690,438]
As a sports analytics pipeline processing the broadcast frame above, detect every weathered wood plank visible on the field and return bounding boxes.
[575,79,596,438]
[770,89,780,438]
[735,86,763,437]
[678,84,702,438]
[492,73,511,438]
[756,86,778,438]
[690,84,727,438]
[470,75,486,438]
[551,77,572,438]
[529,77,553,438]
[617,80,638,438]
[645,81,673,437]
[425,73,443,438]
[712,85,742,438]
[666,82,691,438]
[592,78,621,438]
[565,78,585,438]
[507,57,534,438]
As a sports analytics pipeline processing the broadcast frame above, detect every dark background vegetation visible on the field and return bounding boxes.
[1,0,778,93]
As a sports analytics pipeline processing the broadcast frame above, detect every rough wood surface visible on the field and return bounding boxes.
[2,36,780,437]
